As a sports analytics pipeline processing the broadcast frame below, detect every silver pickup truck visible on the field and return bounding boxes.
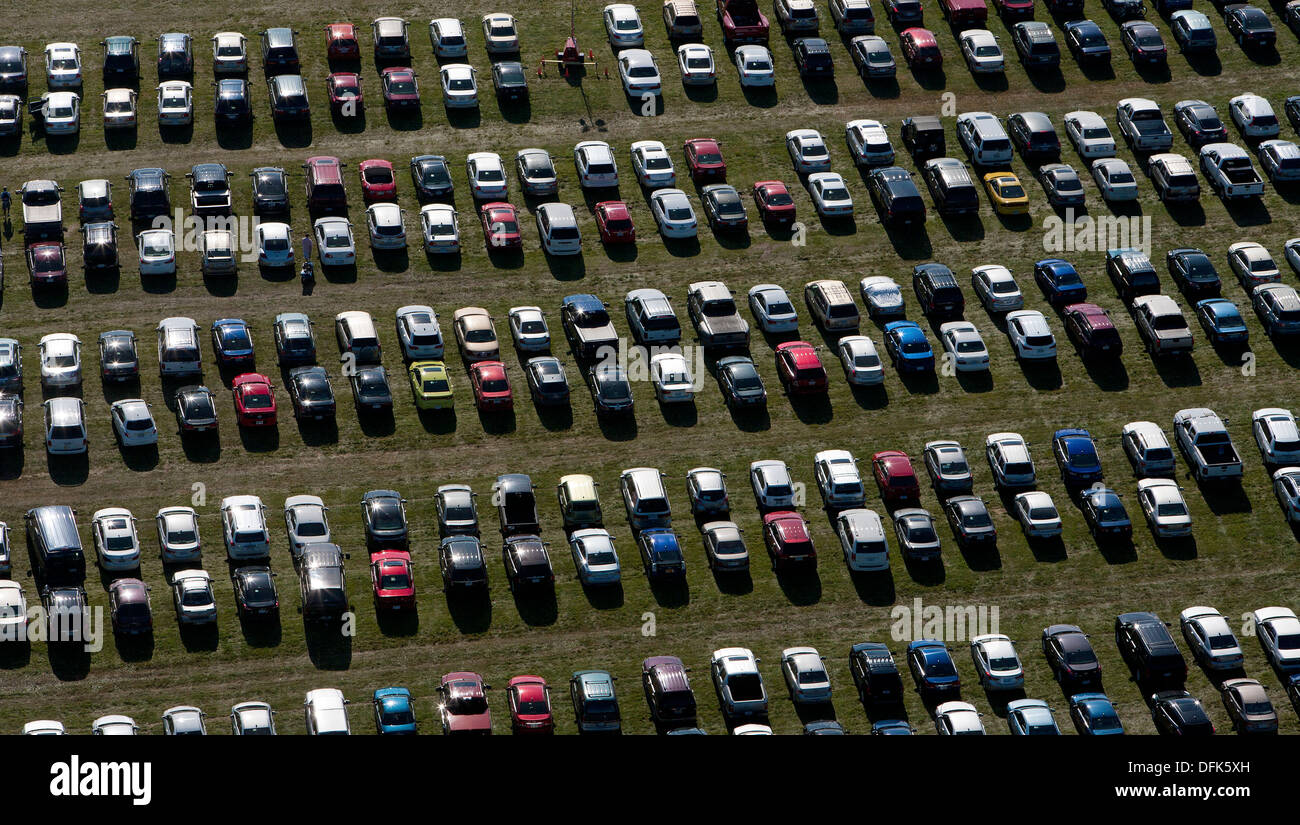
[1199,143,1266,199]
[1173,407,1244,481]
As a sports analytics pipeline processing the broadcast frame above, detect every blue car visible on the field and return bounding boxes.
[373,687,418,734]
[906,639,961,698]
[638,528,686,580]
[211,318,255,367]
[1195,298,1249,345]
[883,321,935,374]
[1069,692,1125,735]
[1033,258,1088,307]
[1006,698,1061,734]
[871,719,915,735]
[1052,428,1103,486]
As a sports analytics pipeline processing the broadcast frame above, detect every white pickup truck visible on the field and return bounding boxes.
[1173,407,1244,481]
[1199,143,1266,199]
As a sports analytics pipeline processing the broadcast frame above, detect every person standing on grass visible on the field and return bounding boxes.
[1,187,9,218]
[301,230,313,263]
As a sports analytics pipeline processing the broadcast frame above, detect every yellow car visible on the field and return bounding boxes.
[983,172,1030,215]
[409,361,453,410]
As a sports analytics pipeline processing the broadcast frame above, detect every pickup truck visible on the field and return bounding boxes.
[1199,143,1266,199]
[1173,407,1244,481]
[20,179,63,241]
[717,0,770,45]
[1116,98,1173,152]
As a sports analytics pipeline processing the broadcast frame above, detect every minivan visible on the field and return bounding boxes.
[620,467,672,530]
[922,157,979,215]
[570,670,621,734]
[536,202,581,255]
[557,474,603,528]
[303,156,347,213]
[836,508,889,571]
[335,311,382,366]
[157,317,202,377]
[642,655,697,726]
[25,504,86,585]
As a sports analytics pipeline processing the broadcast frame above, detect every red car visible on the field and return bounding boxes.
[469,360,513,412]
[380,66,420,111]
[594,200,635,243]
[683,137,727,183]
[940,0,988,25]
[993,0,1035,19]
[325,72,363,115]
[231,373,277,427]
[324,23,361,60]
[358,159,397,202]
[873,450,921,507]
[775,341,828,395]
[753,180,797,226]
[26,241,67,287]
[900,28,943,69]
[479,202,522,249]
[506,675,554,734]
[370,549,416,610]
[439,672,492,735]
[763,511,817,569]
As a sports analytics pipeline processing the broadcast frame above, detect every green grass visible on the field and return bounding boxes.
[1,0,1300,734]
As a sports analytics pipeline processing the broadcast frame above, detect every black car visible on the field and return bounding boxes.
[298,544,348,624]
[1286,96,1300,134]
[231,566,279,619]
[1012,22,1060,67]
[156,32,193,77]
[701,184,748,231]
[502,535,553,591]
[1151,690,1215,735]
[524,356,570,406]
[410,154,454,201]
[849,642,904,706]
[439,535,488,590]
[868,166,926,227]
[716,356,767,408]
[1007,111,1061,161]
[0,394,23,448]
[1121,21,1166,66]
[491,60,529,103]
[1166,248,1221,297]
[1100,0,1145,20]
[0,45,28,94]
[792,37,834,77]
[102,36,139,81]
[1043,0,1085,15]
[587,364,634,416]
[267,74,310,121]
[214,78,253,125]
[1063,19,1111,65]
[901,115,945,161]
[495,474,540,537]
[884,0,924,24]
[350,366,393,412]
[921,157,979,216]
[362,489,409,547]
[81,222,119,271]
[173,385,218,434]
[1115,611,1188,686]
[1107,249,1161,302]
[125,168,171,221]
[98,330,138,382]
[42,585,89,644]
[912,263,964,317]
[1225,4,1275,50]
[287,366,335,421]
[1173,100,1227,149]
[942,495,997,547]
[1041,624,1102,689]
[259,27,300,73]
[249,167,289,215]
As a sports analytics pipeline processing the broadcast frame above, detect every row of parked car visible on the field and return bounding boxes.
[16,600,1300,734]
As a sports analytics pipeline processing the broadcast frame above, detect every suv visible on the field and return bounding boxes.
[621,467,672,531]
[1115,612,1188,686]
[494,474,541,536]
[570,670,621,734]
[25,505,85,585]
[335,311,382,365]
[220,496,270,561]
[902,115,945,160]
[913,263,965,318]
[956,112,1014,166]
[1107,248,1161,302]
[624,288,681,345]
[125,168,170,221]
[259,27,300,72]
[922,158,979,215]
[157,317,202,377]
[868,166,926,226]
[642,655,697,727]
[804,280,859,331]
[663,0,704,40]
[303,156,347,213]
[1148,153,1200,202]
[266,74,309,120]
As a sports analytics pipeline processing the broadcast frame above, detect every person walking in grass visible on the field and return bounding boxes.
[1,187,10,218]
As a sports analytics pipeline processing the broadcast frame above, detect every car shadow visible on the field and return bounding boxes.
[446,586,492,634]
[304,619,352,669]
[849,569,896,605]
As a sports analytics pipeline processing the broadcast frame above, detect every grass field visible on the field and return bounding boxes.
[2,0,1300,735]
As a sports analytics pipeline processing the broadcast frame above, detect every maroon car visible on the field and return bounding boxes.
[324,22,361,60]
[26,241,67,287]
[763,511,817,569]
[108,578,152,636]
[873,450,922,508]
[753,180,797,226]
[439,671,492,734]
[325,72,363,115]
[380,67,420,112]
[683,137,727,183]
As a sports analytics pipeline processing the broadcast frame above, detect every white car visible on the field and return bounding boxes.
[806,172,854,218]
[1063,110,1117,159]
[787,128,832,174]
[859,276,904,317]
[1229,93,1280,140]
[254,221,294,268]
[39,92,80,134]
[508,306,550,352]
[365,203,406,250]
[1285,238,1300,276]
[162,706,207,735]
[304,688,352,734]
[466,152,508,200]
[677,43,715,85]
[781,646,832,704]
[650,352,695,403]
[1179,606,1245,671]
[221,495,271,560]
[1091,158,1139,201]
[211,32,248,73]
[1122,421,1177,476]
[137,228,176,275]
[156,80,193,126]
[92,715,139,735]
[575,140,619,189]
[43,397,87,455]
[395,305,445,359]
[969,634,1025,690]
[439,63,478,108]
[649,188,698,238]
[939,322,990,372]
[419,203,460,253]
[837,335,884,385]
[631,140,677,188]
[314,217,356,266]
[109,399,157,447]
[971,264,1023,313]
[732,723,773,734]
[604,3,645,47]
[617,48,661,96]
[1013,491,1063,538]
[481,13,521,54]
[102,88,137,129]
[986,432,1036,489]
[960,29,1004,73]
[814,449,866,508]
[0,581,27,640]
[1252,407,1300,465]
[172,569,217,624]
[934,701,985,735]
[1004,309,1056,360]
[22,720,67,736]
[1228,241,1280,288]
[44,42,82,88]
[1252,607,1300,674]
[284,494,331,559]
[733,44,776,86]
[1136,477,1192,538]
[230,701,277,735]
[748,283,799,333]
[845,119,895,166]
[535,202,581,255]
[836,508,888,570]
[39,333,81,388]
[156,506,202,563]
[429,18,469,58]
[1274,466,1300,522]
[750,459,796,508]
[92,507,141,570]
